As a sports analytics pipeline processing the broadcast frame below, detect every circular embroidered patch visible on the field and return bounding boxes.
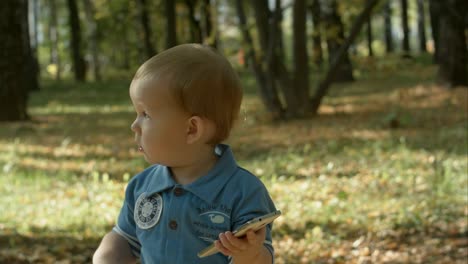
[134,192,163,229]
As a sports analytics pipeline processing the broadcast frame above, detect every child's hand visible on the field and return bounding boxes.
[215,227,269,262]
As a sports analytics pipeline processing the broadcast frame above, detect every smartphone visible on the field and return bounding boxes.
[197,210,281,258]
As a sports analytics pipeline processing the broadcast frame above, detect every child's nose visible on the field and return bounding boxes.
[131,119,140,133]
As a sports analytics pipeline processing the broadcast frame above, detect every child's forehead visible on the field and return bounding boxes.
[129,78,177,105]
[130,77,166,94]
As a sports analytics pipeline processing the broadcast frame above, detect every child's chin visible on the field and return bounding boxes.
[144,156,160,165]
[142,154,151,163]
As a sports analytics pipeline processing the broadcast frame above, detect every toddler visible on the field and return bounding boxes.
[93,44,277,264]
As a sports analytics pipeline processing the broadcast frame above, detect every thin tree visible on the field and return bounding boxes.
[237,0,380,118]
[311,0,380,112]
[67,0,86,81]
[0,0,35,121]
[83,0,101,81]
[29,0,39,60]
[29,0,40,89]
[23,0,39,92]
[428,0,440,62]
[367,14,374,57]
[202,0,217,47]
[417,0,427,52]
[309,0,324,67]
[164,0,177,48]
[184,0,203,43]
[435,0,467,87]
[400,0,410,56]
[293,0,309,113]
[384,0,394,53]
[322,0,354,82]
[236,0,283,117]
[48,0,61,80]
[137,0,157,57]
[108,0,132,69]
[274,0,285,61]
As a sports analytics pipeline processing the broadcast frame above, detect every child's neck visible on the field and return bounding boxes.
[170,148,218,185]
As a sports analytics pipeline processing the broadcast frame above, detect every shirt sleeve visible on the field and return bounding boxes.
[231,179,277,263]
[112,179,141,258]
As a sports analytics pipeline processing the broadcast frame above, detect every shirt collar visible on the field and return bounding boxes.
[147,144,238,204]
[185,144,238,203]
[145,165,176,195]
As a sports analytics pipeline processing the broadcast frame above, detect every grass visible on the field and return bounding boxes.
[0,57,467,263]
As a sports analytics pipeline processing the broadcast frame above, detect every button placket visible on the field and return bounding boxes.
[174,187,184,197]
[169,220,178,230]
[168,186,183,231]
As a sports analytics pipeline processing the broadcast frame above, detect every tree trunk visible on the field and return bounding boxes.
[122,31,131,69]
[23,0,39,92]
[253,0,296,117]
[29,0,39,57]
[133,7,146,63]
[417,0,427,53]
[384,1,394,53]
[67,0,86,81]
[29,0,40,89]
[293,0,309,113]
[164,0,177,49]
[202,0,217,47]
[428,0,440,63]
[367,15,374,57]
[0,0,32,121]
[83,0,101,81]
[137,0,157,57]
[270,0,296,117]
[322,0,354,82]
[311,0,380,113]
[309,0,323,67]
[185,0,202,43]
[401,0,410,56]
[235,0,283,118]
[112,2,131,69]
[252,0,270,56]
[121,9,131,69]
[48,0,61,80]
[275,1,285,62]
[436,0,467,87]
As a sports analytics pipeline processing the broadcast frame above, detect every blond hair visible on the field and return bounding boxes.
[132,43,243,144]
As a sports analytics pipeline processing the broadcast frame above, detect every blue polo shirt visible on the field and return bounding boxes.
[113,144,276,263]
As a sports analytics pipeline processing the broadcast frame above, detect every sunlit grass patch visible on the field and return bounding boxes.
[253,140,467,263]
[0,171,124,237]
[249,139,467,231]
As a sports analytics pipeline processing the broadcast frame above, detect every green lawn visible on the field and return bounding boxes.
[1,59,467,263]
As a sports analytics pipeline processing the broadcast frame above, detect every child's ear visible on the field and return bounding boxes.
[186,116,203,144]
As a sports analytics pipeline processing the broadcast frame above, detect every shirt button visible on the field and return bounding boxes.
[169,220,178,230]
[174,187,184,197]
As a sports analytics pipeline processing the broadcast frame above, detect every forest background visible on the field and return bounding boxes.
[0,0,467,263]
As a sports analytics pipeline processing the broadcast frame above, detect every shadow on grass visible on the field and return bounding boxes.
[0,228,103,264]
[30,80,131,108]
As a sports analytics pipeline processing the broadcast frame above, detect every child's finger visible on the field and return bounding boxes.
[218,233,242,254]
[225,232,247,250]
[215,240,233,256]
[246,227,266,245]
[256,226,266,237]
[246,230,257,244]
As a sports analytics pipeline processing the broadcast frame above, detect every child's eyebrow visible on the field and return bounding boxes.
[135,103,147,110]
[129,98,146,110]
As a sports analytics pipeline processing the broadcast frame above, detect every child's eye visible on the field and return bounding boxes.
[142,111,150,119]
